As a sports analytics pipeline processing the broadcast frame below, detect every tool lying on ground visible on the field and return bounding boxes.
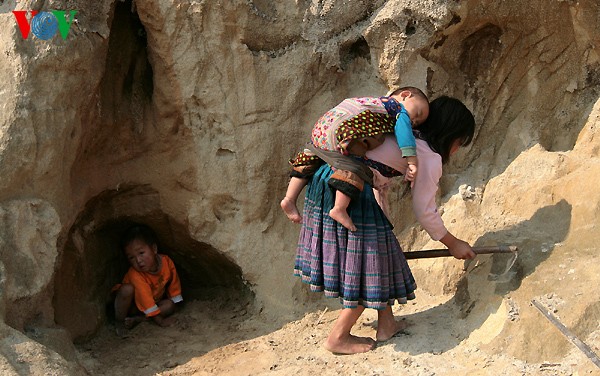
[532,299,600,369]
[404,245,518,259]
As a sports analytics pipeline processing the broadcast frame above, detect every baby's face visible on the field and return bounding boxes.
[125,239,158,273]
[402,96,429,127]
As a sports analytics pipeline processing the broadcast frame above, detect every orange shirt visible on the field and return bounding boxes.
[122,254,183,317]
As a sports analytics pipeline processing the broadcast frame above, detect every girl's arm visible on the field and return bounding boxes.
[372,169,392,218]
[412,149,475,260]
[411,151,447,241]
[439,231,476,260]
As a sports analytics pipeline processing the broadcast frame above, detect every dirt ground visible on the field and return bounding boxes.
[76,287,600,376]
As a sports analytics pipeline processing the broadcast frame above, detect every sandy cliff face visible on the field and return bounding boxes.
[0,0,599,374]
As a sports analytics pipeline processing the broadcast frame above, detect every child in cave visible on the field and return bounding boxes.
[112,224,183,337]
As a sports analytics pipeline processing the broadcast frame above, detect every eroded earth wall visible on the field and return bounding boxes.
[0,0,599,373]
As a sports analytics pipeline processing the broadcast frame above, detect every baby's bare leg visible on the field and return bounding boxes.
[329,190,357,232]
[281,177,307,223]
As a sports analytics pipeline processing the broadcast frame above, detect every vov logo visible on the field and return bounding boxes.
[13,10,77,40]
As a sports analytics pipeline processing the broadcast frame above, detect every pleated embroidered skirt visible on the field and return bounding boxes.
[294,164,417,309]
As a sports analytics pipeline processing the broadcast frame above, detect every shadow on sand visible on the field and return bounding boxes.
[390,199,572,355]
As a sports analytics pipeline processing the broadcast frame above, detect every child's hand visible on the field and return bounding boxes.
[152,314,175,327]
[405,163,417,181]
[159,315,176,327]
[404,157,418,187]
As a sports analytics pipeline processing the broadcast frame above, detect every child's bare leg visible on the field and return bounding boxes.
[329,190,357,231]
[114,284,135,337]
[281,177,308,223]
[158,299,176,316]
[375,305,409,341]
[324,306,375,354]
[152,299,177,327]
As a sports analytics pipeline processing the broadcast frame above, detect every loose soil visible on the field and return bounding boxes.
[76,289,600,375]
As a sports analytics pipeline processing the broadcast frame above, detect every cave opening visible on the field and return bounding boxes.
[339,36,371,71]
[53,185,253,342]
[51,0,253,347]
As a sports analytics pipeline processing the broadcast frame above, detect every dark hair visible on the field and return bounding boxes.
[416,96,475,164]
[120,224,158,251]
[389,86,429,102]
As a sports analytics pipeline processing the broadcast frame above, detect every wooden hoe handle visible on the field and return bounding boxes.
[404,245,518,259]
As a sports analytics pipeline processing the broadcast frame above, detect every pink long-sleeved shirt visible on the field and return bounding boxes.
[365,134,448,241]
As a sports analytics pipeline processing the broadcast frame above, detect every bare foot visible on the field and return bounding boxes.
[323,334,376,354]
[376,319,409,342]
[124,315,144,329]
[280,197,302,223]
[115,322,129,338]
[329,207,357,232]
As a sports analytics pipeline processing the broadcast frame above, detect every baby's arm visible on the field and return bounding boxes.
[394,106,418,183]
[405,156,418,182]
[394,105,417,155]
